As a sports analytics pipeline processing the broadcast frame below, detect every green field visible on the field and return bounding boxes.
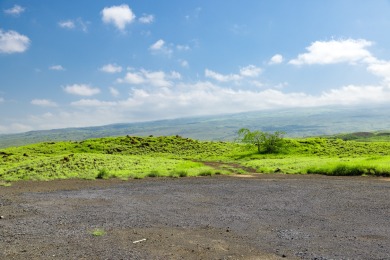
[1,134,390,184]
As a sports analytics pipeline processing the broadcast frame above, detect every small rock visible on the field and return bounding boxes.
[0,216,4,219]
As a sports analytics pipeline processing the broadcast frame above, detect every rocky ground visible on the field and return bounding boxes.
[1,174,389,259]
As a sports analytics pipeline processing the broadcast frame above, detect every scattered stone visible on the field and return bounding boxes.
[0,216,4,219]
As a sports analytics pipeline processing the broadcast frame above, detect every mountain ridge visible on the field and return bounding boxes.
[1,106,390,148]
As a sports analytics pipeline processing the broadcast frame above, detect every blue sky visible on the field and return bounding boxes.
[1,0,390,133]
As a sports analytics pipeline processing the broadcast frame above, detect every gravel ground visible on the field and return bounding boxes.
[0,174,389,259]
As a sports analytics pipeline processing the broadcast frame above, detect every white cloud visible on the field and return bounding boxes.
[205,69,241,82]
[101,4,135,31]
[117,69,178,87]
[58,19,89,32]
[143,70,172,87]
[150,39,165,50]
[31,99,58,107]
[71,99,116,107]
[149,39,172,55]
[5,78,390,134]
[367,60,390,82]
[100,63,123,73]
[205,65,262,83]
[58,20,75,29]
[118,72,145,85]
[0,97,4,103]
[63,84,100,96]
[287,38,390,84]
[49,65,65,71]
[139,14,154,24]
[170,71,181,80]
[110,87,120,97]
[269,54,283,64]
[239,65,262,77]
[4,5,25,16]
[0,29,30,54]
[289,39,373,65]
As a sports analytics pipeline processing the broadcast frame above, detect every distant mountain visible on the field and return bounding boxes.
[1,106,390,148]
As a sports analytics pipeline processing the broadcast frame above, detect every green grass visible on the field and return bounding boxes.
[90,228,105,237]
[1,135,390,182]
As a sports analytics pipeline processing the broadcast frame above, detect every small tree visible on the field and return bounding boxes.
[237,128,286,154]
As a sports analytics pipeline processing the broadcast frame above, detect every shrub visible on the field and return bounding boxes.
[96,168,110,179]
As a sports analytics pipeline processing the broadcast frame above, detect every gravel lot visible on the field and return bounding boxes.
[1,174,389,259]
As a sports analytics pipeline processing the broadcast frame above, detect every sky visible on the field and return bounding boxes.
[1,0,390,134]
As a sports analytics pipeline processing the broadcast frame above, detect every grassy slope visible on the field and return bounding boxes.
[1,135,390,183]
[0,136,239,182]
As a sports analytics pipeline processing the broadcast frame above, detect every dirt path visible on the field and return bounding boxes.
[1,175,389,259]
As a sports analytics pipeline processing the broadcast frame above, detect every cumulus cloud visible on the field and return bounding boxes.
[49,65,65,71]
[71,99,116,107]
[58,20,75,29]
[139,14,154,24]
[149,39,172,55]
[63,84,100,96]
[239,65,262,77]
[5,76,390,134]
[289,39,373,65]
[150,39,165,50]
[269,54,283,64]
[0,29,30,54]
[205,69,241,82]
[58,19,89,32]
[205,65,262,82]
[100,63,122,73]
[31,99,58,107]
[367,60,390,82]
[117,69,180,87]
[101,4,135,31]
[4,5,25,16]
[288,38,390,83]
[64,81,390,124]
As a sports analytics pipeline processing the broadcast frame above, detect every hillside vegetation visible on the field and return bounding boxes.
[1,135,390,184]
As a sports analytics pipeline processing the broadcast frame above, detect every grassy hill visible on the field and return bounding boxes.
[1,134,390,185]
[2,105,390,148]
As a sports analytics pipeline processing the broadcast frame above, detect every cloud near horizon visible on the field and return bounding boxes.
[63,84,101,96]
[7,78,390,134]
[31,99,58,107]
[205,65,262,82]
[117,69,180,87]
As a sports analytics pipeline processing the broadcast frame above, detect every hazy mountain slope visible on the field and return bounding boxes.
[1,106,390,148]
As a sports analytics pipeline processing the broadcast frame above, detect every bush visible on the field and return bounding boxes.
[96,168,110,179]
[237,128,286,154]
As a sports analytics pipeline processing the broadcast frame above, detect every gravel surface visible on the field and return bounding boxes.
[1,174,389,259]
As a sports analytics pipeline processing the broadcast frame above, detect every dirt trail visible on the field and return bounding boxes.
[1,175,389,259]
